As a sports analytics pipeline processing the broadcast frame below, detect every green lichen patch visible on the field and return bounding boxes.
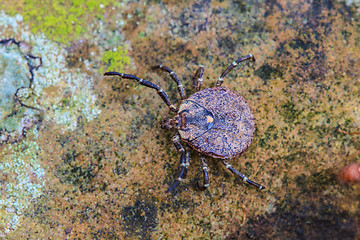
[2,0,117,44]
[100,46,131,73]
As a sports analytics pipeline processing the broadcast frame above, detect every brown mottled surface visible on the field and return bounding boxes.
[1,0,360,239]
[180,86,255,159]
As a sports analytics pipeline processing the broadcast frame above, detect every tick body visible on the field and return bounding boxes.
[104,54,265,192]
[178,87,254,159]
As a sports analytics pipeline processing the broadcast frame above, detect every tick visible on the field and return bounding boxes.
[104,54,265,192]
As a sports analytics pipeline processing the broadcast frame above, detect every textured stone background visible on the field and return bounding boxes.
[0,0,359,239]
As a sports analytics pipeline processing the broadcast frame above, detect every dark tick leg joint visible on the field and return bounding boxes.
[221,159,265,190]
[216,54,256,86]
[198,155,209,191]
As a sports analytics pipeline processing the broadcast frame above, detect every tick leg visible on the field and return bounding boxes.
[198,155,209,191]
[166,135,190,193]
[192,65,205,91]
[221,159,265,189]
[104,72,177,112]
[152,65,186,100]
[216,54,255,86]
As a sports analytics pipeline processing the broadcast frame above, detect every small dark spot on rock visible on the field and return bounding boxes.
[122,198,158,239]
[64,227,72,235]
[254,63,282,81]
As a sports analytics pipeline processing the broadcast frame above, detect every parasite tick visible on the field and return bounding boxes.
[104,54,265,192]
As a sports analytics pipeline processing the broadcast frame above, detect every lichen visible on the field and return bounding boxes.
[0,11,101,132]
[2,0,117,44]
[0,10,102,235]
[0,135,45,235]
[0,41,37,133]
[100,46,131,73]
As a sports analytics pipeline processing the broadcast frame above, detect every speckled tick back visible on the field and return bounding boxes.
[178,87,255,159]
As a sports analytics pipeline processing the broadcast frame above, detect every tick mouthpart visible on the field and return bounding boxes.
[161,115,183,130]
